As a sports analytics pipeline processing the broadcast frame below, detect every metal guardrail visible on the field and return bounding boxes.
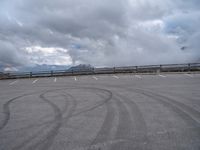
[0,63,200,79]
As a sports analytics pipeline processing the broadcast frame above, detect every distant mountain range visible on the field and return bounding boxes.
[68,64,94,71]
[0,64,69,72]
[0,64,94,73]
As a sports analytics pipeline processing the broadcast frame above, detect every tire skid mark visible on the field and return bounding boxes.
[11,93,75,150]
[83,86,148,150]
[27,90,77,150]
[88,93,115,150]
[2,93,74,134]
[0,91,44,131]
[109,93,148,150]
[148,90,200,121]
[115,93,149,149]
[156,90,200,108]
[116,93,147,135]
[0,87,113,150]
[61,93,77,125]
[120,87,200,150]
[0,95,27,131]
[36,88,112,125]
[0,89,64,150]
[71,88,113,117]
[11,124,50,150]
[60,94,72,114]
[38,93,77,150]
[134,88,200,127]
[110,95,135,150]
[31,92,63,150]
[33,88,112,150]
[34,87,113,118]
[34,93,73,126]
[2,88,111,133]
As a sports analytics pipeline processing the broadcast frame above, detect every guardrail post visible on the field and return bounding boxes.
[188,63,191,72]
[93,68,95,74]
[30,72,32,78]
[113,67,116,73]
[160,65,162,72]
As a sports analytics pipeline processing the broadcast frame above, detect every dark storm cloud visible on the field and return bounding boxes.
[0,40,26,66]
[0,0,200,69]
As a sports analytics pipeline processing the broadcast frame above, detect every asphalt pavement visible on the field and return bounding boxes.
[0,73,200,150]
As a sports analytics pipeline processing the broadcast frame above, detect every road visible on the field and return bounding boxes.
[0,73,200,150]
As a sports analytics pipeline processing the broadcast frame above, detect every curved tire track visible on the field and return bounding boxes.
[33,92,63,150]
[110,93,148,150]
[134,88,200,127]
[35,88,113,150]
[0,87,113,150]
[18,87,111,150]
[86,86,148,150]
[0,92,42,131]
[88,93,115,150]
[110,95,133,150]
[11,93,76,150]
[2,88,111,133]
[116,93,148,149]
[149,90,200,121]
[71,88,113,117]
[130,88,200,150]
[27,91,77,150]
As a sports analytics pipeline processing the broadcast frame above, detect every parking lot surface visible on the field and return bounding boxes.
[0,73,200,150]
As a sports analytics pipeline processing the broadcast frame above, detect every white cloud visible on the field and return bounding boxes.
[136,20,165,33]
[0,0,199,70]
[4,66,18,72]
[24,46,72,65]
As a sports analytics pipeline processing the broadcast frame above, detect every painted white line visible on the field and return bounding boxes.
[9,80,18,85]
[185,74,193,77]
[135,75,142,79]
[74,76,77,81]
[32,79,38,84]
[54,77,57,82]
[92,76,98,80]
[159,74,166,78]
[113,75,119,79]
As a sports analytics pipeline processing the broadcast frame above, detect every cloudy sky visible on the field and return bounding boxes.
[0,0,200,71]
